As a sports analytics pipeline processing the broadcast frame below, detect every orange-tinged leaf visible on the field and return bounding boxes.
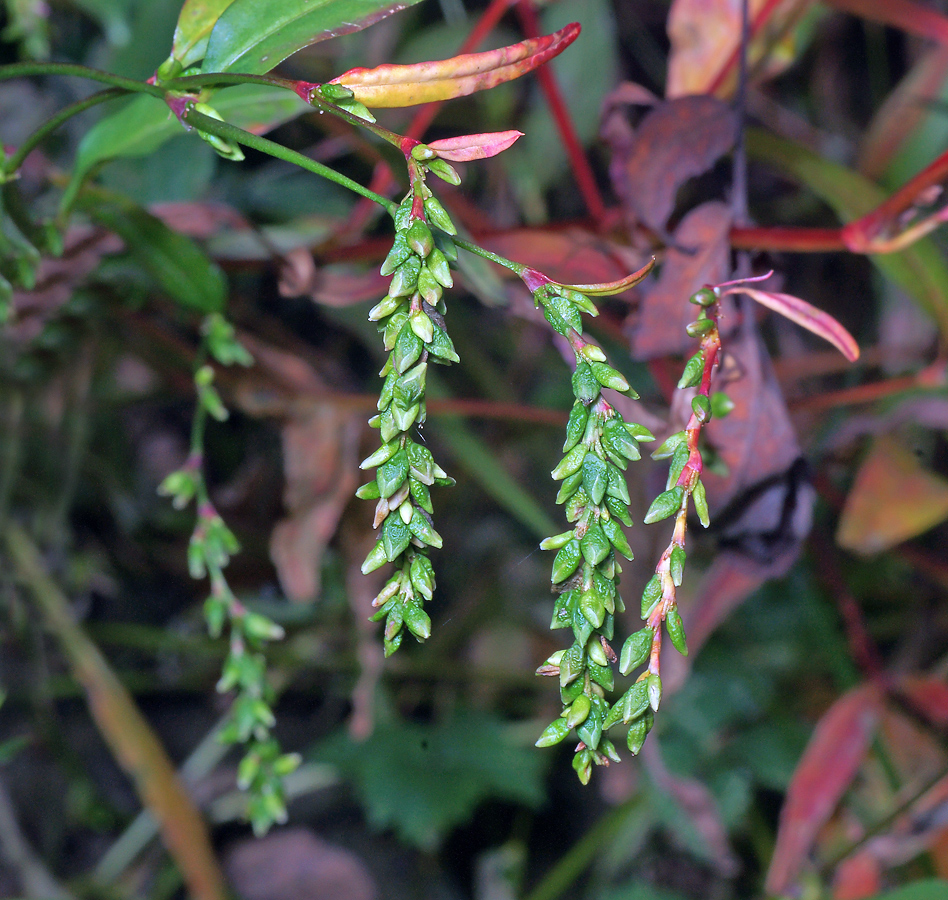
[730,286,860,361]
[837,436,948,555]
[5,526,225,900]
[766,685,881,896]
[330,22,581,108]
[667,0,814,98]
[427,130,523,161]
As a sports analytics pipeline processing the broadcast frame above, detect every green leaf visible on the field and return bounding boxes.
[171,0,237,69]
[71,85,311,185]
[317,710,544,851]
[84,196,225,313]
[866,881,948,900]
[201,0,425,74]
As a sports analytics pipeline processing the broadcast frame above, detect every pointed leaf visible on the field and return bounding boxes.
[71,86,310,184]
[202,0,425,74]
[171,0,237,69]
[732,286,859,362]
[427,130,524,162]
[83,195,226,313]
[331,22,581,108]
[836,435,948,554]
[559,257,656,295]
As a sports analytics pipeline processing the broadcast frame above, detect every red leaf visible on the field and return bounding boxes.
[766,685,881,896]
[427,130,523,161]
[730,286,860,361]
[899,676,948,728]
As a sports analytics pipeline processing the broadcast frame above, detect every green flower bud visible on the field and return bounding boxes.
[619,627,652,676]
[551,538,582,583]
[566,693,591,728]
[380,233,412,276]
[406,218,434,258]
[669,544,686,587]
[423,196,456,234]
[666,605,688,655]
[644,486,685,524]
[536,717,572,748]
[427,157,461,185]
[640,575,662,618]
[677,351,704,389]
[693,478,710,527]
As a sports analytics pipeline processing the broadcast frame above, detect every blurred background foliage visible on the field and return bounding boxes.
[2,0,948,899]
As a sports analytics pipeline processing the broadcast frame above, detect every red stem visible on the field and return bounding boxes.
[514,0,607,224]
[704,0,787,97]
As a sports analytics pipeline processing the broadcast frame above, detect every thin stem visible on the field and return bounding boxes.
[4,88,126,176]
[0,62,163,97]
[523,795,644,900]
[171,72,413,151]
[182,108,398,214]
[453,236,527,276]
[165,72,296,92]
[514,0,606,223]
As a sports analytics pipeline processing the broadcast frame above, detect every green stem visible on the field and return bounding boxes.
[165,72,296,92]
[0,62,162,97]
[169,72,409,150]
[522,795,644,900]
[182,108,398,214]
[454,236,528,276]
[4,88,126,177]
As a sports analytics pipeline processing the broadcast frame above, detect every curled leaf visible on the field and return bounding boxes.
[559,257,656,296]
[330,23,581,108]
[729,286,860,362]
[426,130,524,162]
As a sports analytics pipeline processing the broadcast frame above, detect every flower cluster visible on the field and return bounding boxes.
[527,266,659,782]
[159,314,299,835]
[356,188,459,656]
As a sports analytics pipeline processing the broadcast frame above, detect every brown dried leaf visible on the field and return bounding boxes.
[269,404,362,602]
[481,227,646,289]
[224,828,377,900]
[632,201,733,358]
[612,96,737,233]
[703,325,802,512]
[836,435,948,555]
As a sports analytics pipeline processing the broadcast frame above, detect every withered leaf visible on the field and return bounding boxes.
[632,201,733,358]
[611,95,737,233]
